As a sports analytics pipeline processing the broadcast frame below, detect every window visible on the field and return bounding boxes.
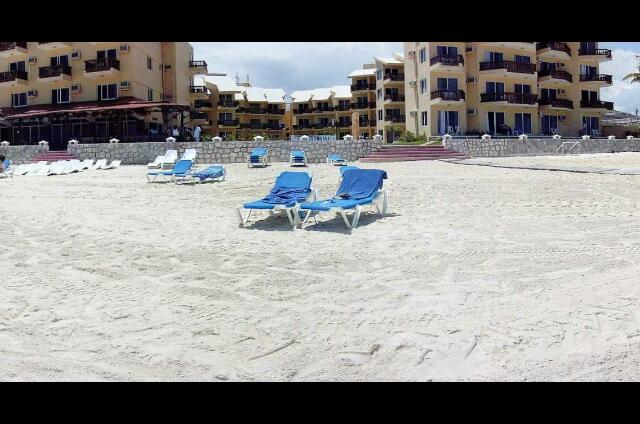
[419,48,426,63]
[437,78,458,90]
[420,78,427,94]
[421,111,428,127]
[377,89,382,100]
[12,92,27,107]
[582,116,599,134]
[147,56,152,70]
[9,61,26,72]
[51,88,70,104]
[514,113,532,135]
[98,84,118,101]
[148,89,153,101]
[436,46,458,57]
[437,111,459,135]
[514,84,531,94]
[97,49,117,59]
[487,111,505,134]
[541,115,559,135]
[580,64,597,76]
[485,81,504,94]
[514,55,531,64]
[219,112,232,121]
[376,69,382,80]
[50,55,69,66]
[484,51,503,62]
[377,109,383,121]
[581,90,598,102]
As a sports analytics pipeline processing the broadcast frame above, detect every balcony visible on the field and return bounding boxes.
[358,119,376,127]
[293,124,312,130]
[351,83,375,92]
[538,97,573,110]
[191,111,209,122]
[218,119,239,127]
[383,115,406,124]
[480,92,537,106]
[538,69,573,85]
[294,108,311,114]
[430,89,466,104]
[479,61,537,80]
[189,85,209,98]
[580,100,614,110]
[579,74,613,87]
[313,106,335,113]
[188,60,208,74]
[238,107,268,114]
[194,100,213,110]
[383,73,404,84]
[38,65,72,82]
[351,102,375,110]
[0,42,28,59]
[335,104,352,112]
[384,94,405,103]
[267,108,285,115]
[0,70,28,88]
[84,58,120,79]
[338,121,352,128]
[578,48,612,62]
[37,42,72,51]
[266,124,285,131]
[217,100,239,108]
[429,55,465,72]
[240,123,268,130]
[536,42,571,60]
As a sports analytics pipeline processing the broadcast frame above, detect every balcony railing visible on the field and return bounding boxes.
[312,123,331,129]
[383,73,405,81]
[194,100,213,108]
[84,58,120,73]
[217,100,239,107]
[191,112,209,120]
[538,97,573,109]
[313,106,335,112]
[479,61,536,74]
[294,108,311,114]
[430,89,465,101]
[293,124,312,130]
[239,108,268,114]
[338,121,352,127]
[267,108,285,115]
[578,48,612,59]
[429,54,464,66]
[240,123,269,129]
[0,70,28,83]
[536,42,571,56]
[266,124,285,130]
[579,74,612,84]
[218,119,239,126]
[189,85,208,94]
[351,102,375,109]
[480,92,537,105]
[189,60,208,68]
[384,94,405,102]
[538,69,572,82]
[0,42,27,52]
[38,65,72,79]
[384,115,406,123]
[335,104,352,111]
[580,100,614,110]
[351,83,376,91]
[358,119,377,127]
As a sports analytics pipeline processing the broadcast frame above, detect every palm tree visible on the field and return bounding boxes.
[623,56,640,83]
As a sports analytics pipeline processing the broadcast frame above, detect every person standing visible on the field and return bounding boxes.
[193,125,202,142]
[172,126,179,137]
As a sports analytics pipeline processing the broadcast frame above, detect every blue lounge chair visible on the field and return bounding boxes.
[297,168,388,229]
[290,150,307,166]
[175,165,225,184]
[327,153,347,166]
[1,159,12,178]
[247,147,269,168]
[147,159,193,182]
[236,171,316,227]
[339,165,359,178]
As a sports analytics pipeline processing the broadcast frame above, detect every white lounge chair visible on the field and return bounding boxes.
[162,150,178,169]
[91,159,108,170]
[12,163,32,176]
[80,159,94,170]
[29,163,51,176]
[102,160,121,170]
[147,156,164,169]
[47,161,67,176]
[182,148,197,164]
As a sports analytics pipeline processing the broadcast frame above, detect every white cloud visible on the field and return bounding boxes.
[601,49,640,114]
[191,42,403,97]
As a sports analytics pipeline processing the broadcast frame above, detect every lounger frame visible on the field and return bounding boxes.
[236,182,317,228]
[247,150,269,168]
[296,189,388,229]
[290,152,308,167]
[326,155,347,166]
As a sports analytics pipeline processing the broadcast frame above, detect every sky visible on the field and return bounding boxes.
[192,42,640,114]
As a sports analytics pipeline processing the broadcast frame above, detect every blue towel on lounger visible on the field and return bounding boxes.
[190,165,224,181]
[339,166,359,177]
[148,159,192,176]
[300,169,387,211]
[250,147,267,162]
[244,171,312,209]
[328,154,344,162]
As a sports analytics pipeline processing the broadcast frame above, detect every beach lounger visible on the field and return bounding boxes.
[162,149,178,169]
[290,150,308,167]
[339,165,360,179]
[1,159,12,178]
[91,159,108,170]
[66,160,82,173]
[147,156,164,169]
[297,168,388,229]
[29,163,51,176]
[80,159,94,170]
[182,148,197,165]
[236,171,316,227]
[147,159,193,183]
[11,163,31,176]
[175,165,225,184]
[327,154,347,166]
[101,160,121,170]
[47,161,68,176]
[247,147,268,168]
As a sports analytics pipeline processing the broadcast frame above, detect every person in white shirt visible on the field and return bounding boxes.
[172,126,179,137]
[193,125,202,142]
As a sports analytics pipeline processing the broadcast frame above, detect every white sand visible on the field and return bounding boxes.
[3,154,640,381]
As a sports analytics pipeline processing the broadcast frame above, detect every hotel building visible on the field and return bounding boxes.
[348,64,377,139]
[404,42,613,139]
[203,75,287,140]
[0,42,208,149]
[290,86,353,138]
[374,55,406,142]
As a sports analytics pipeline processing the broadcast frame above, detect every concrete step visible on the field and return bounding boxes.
[361,155,468,162]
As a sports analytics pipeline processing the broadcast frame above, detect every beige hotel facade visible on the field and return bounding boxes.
[404,42,613,140]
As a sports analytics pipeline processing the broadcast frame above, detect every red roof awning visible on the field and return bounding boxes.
[0,97,191,120]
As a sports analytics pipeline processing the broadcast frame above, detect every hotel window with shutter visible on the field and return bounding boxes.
[148,89,153,101]
[12,92,27,107]
[147,56,152,70]
[98,84,118,101]
[420,78,427,94]
[419,48,426,64]
[51,88,70,104]
[421,111,428,127]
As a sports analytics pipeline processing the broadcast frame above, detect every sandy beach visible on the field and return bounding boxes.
[3,153,640,381]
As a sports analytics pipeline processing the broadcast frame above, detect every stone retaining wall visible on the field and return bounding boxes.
[444,137,640,158]
[67,139,382,165]
[0,145,49,164]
